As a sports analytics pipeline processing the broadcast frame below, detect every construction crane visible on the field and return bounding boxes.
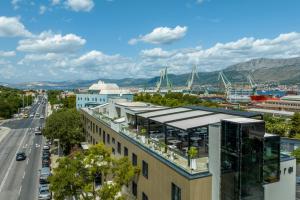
[187,65,199,93]
[155,66,172,93]
[247,74,257,95]
[218,71,232,101]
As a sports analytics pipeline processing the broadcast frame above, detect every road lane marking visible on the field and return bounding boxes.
[18,186,22,195]
[0,128,29,192]
[22,172,25,179]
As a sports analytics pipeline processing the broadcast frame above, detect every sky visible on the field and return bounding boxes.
[0,0,300,83]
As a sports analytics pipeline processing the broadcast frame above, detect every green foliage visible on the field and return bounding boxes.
[62,95,76,109]
[291,148,300,164]
[49,143,138,200]
[290,112,300,137]
[264,114,290,137]
[47,90,62,105]
[43,108,84,154]
[188,147,198,159]
[134,92,219,108]
[0,86,34,119]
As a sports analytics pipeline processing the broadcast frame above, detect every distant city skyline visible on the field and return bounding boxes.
[0,0,300,83]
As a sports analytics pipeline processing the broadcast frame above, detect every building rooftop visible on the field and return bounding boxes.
[222,117,263,124]
[281,95,300,101]
[247,108,294,117]
[167,113,239,130]
[137,107,191,118]
[150,110,212,124]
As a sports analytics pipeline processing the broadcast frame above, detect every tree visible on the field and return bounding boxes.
[292,148,300,164]
[62,95,76,109]
[43,108,84,154]
[290,112,300,137]
[49,143,138,200]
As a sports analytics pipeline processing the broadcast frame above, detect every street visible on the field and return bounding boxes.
[0,98,47,200]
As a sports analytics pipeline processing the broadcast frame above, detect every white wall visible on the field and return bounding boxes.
[208,124,221,200]
[264,158,296,200]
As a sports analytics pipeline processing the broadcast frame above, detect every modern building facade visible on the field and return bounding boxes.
[76,80,133,109]
[80,98,296,200]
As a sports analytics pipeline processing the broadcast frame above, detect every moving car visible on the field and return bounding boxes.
[38,184,51,200]
[35,127,42,135]
[16,152,26,161]
[40,115,45,119]
[30,114,34,118]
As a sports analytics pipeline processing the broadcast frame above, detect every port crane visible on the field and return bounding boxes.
[186,65,199,93]
[218,71,232,101]
[156,66,172,93]
[247,73,257,95]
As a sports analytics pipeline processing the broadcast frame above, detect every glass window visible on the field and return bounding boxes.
[107,134,110,144]
[117,142,121,154]
[112,137,115,144]
[103,131,106,144]
[142,192,148,200]
[112,147,115,155]
[132,182,137,197]
[171,183,181,200]
[124,147,128,156]
[132,153,137,166]
[142,160,148,179]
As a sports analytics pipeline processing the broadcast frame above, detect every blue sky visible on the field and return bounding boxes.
[0,0,300,83]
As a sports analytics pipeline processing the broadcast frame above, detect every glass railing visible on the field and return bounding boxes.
[91,111,208,174]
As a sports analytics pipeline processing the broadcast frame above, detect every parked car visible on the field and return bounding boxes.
[38,184,51,200]
[297,176,300,185]
[39,167,51,184]
[43,145,50,151]
[16,152,26,161]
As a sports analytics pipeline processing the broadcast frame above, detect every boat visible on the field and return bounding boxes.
[250,95,279,102]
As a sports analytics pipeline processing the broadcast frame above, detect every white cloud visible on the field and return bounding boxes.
[17,31,86,53]
[39,5,47,15]
[13,31,300,81]
[140,48,173,58]
[51,0,60,5]
[129,26,188,45]
[0,51,16,57]
[0,16,32,37]
[65,0,94,12]
[196,0,204,4]
[11,0,21,10]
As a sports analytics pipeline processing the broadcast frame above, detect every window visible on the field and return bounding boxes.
[171,183,181,200]
[142,192,148,200]
[142,160,148,179]
[96,125,98,134]
[132,153,137,166]
[107,134,110,144]
[112,148,115,155]
[132,182,137,197]
[117,142,121,154]
[124,147,128,156]
[112,137,115,144]
[99,128,101,136]
[103,131,106,144]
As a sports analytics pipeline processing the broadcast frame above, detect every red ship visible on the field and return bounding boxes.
[250,95,279,102]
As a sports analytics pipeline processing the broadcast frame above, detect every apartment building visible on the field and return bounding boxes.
[80,98,296,200]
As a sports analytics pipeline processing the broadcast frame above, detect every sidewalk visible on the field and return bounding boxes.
[0,126,10,144]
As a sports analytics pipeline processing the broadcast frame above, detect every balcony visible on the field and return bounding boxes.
[91,110,209,175]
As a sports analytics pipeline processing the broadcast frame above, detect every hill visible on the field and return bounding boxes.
[3,57,300,89]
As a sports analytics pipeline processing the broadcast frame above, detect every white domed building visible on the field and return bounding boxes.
[76,80,133,109]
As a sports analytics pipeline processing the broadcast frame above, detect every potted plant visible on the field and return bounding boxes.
[188,147,198,170]
[140,128,147,143]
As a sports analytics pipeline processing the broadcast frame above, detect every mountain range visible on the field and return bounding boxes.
[4,57,300,90]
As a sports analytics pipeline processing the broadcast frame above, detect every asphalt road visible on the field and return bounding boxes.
[0,97,47,200]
